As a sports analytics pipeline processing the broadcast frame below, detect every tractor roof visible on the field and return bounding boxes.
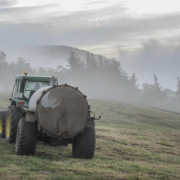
[16,75,51,82]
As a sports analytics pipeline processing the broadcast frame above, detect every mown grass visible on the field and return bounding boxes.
[0,95,180,179]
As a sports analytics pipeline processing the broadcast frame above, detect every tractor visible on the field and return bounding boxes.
[0,72,100,159]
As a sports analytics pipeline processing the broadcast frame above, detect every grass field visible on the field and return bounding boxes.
[0,93,180,180]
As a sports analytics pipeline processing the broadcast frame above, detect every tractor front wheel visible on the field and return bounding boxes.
[0,111,7,138]
[5,106,23,143]
[15,118,37,155]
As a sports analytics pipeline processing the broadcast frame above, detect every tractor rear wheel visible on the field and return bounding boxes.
[72,127,96,159]
[15,117,37,155]
[0,111,7,138]
[5,106,23,143]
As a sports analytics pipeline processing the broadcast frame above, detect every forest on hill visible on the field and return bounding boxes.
[0,50,180,112]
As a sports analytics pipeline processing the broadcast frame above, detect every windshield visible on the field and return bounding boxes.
[24,81,49,99]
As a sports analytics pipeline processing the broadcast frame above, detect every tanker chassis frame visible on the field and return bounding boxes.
[0,73,100,159]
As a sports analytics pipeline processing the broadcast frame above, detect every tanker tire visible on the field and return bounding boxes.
[72,127,96,159]
[5,106,23,143]
[0,111,7,138]
[15,118,37,155]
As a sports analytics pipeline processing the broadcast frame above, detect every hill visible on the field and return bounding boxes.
[0,94,180,180]
[1,45,106,68]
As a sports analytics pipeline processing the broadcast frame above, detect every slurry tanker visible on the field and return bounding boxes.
[0,72,100,159]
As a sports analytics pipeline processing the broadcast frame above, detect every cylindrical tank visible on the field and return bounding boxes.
[29,85,89,138]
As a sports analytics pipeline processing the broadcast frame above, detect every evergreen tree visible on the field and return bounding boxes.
[103,58,110,74]
[57,65,63,72]
[86,52,98,71]
[97,55,104,71]
[67,51,84,73]
[0,52,6,63]
[152,74,166,100]
[129,73,139,88]
[153,74,161,91]
[0,52,8,70]
[16,58,29,69]
[142,75,165,104]
[142,83,153,95]
[162,88,176,99]
[108,58,128,82]
[124,73,141,102]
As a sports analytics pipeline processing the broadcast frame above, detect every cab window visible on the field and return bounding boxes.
[12,83,17,99]
[24,81,49,100]
[17,80,22,92]
[13,80,23,99]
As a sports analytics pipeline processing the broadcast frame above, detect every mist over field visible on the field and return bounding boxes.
[0,0,180,114]
[0,46,180,113]
[1,39,180,92]
[0,0,180,112]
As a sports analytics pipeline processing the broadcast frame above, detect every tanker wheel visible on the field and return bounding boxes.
[5,106,23,143]
[15,117,37,155]
[72,127,96,159]
[0,111,7,138]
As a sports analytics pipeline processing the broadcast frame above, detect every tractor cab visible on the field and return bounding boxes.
[10,72,58,108]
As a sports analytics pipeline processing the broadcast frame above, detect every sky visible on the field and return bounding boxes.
[0,0,180,90]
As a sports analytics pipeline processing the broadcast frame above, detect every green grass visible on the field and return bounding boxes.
[0,95,180,179]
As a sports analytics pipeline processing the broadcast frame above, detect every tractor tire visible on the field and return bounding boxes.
[72,127,96,159]
[15,118,37,155]
[5,106,23,143]
[0,111,7,138]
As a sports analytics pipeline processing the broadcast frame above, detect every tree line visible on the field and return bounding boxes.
[0,51,180,112]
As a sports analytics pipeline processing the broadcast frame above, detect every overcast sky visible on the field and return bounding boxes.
[0,0,180,90]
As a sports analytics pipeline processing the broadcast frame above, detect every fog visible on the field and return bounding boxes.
[1,48,180,113]
[119,39,180,91]
[1,0,180,112]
